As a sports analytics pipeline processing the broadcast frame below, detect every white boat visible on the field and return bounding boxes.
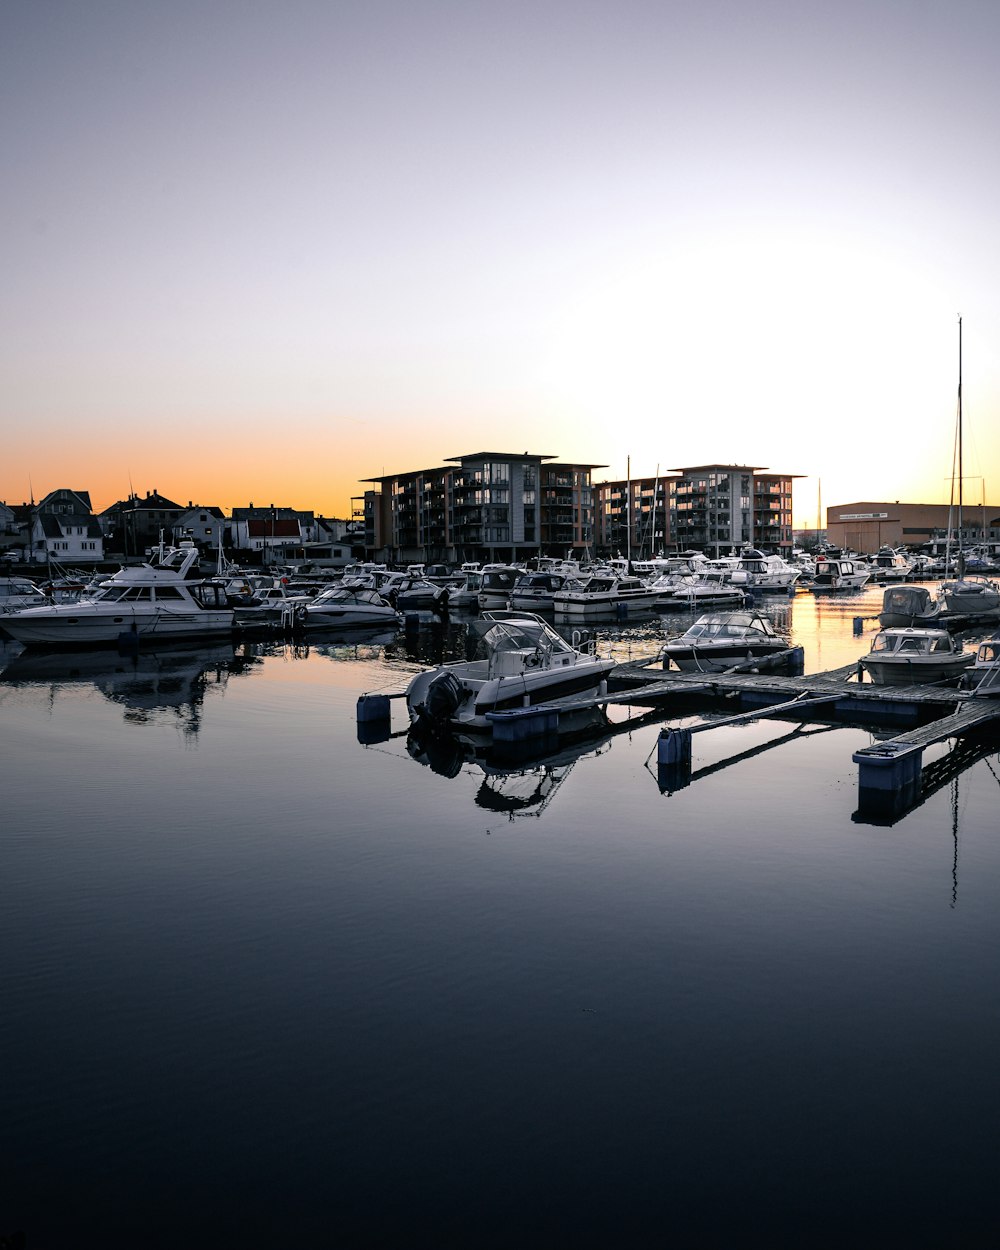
[405,610,616,731]
[389,577,447,612]
[508,571,580,613]
[962,636,1000,696]
[1,545,234,647]
[446,570,484,611]
[809,557,870,593]
[553,575,660,622]
[300,585,399,629]
[859,627,973,686]
[939,576,1000,618]
[726,549,801,591]
[476,566,522,611]
[659,576,747,610]
[660,611,791,672]
[0,576,48,616]
[869,547,915,582]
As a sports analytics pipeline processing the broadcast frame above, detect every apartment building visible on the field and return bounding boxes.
[360,451,602,564]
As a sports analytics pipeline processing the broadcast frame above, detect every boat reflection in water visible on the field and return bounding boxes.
[0,640,257,737]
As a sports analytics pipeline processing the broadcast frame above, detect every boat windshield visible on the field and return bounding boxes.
[480,618,571,656]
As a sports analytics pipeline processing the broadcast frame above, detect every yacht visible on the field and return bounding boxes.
[726,549,801,591]
[1,545,234,647]
[476,567,522,611]
[405,610,616,732]
[859,627,973,686]
[660,611,792,673]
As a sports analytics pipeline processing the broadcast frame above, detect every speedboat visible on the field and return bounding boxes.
[877,585,944,628]
[0,545,234,647]
[405,610,616,732]
[447,570,484,611]
[660,611,792,673]
[809,557,870,593]
[859,627,973,686]
[300,585,399,629]
[553,575,660,622]
[962,636,1000,696]
[663,576,748,610]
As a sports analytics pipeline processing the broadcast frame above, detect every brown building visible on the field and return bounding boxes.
[827,500,1000,554]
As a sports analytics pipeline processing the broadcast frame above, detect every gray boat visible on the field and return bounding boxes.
[878,584,943,628]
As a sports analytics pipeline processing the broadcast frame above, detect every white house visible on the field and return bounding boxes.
[30,489,105,565]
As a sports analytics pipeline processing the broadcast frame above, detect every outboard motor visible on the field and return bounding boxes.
[422,670,465,723]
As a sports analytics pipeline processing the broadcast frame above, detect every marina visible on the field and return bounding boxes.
[3,576,1000,1246]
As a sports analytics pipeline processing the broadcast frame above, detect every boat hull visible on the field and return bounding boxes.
[860,655,973,686]
[2,605,235,647]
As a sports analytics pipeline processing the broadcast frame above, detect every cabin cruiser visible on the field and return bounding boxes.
[447,570,484,611]
[508,571,580,613]
[859,627,973,686]
[553,575,660,622]
[962,636,1000,695]
[869,547,914,582]
[877,585,944,628]
[300,585,399,629]
[660,611,792,673]
[0,576,48,616]
[388,577,447,612]
[405,610,616,732]
[809,557,870,593]
[939,576,1000,618]
[726,549,800,591]
[476,566,522,611]
[657,575,747,610]
[0,545,234,647]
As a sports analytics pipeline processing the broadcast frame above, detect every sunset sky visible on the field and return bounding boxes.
[3,0,999,527]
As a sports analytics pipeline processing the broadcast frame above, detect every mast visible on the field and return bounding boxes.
[625,455,631,565]
[958,316,964,577]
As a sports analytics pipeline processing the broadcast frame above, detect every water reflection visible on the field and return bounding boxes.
[0,641,259,737]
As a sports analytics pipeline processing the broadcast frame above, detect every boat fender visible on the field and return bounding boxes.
[424,670,465,721]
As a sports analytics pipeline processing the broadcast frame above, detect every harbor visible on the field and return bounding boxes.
[4,576,1000,1247]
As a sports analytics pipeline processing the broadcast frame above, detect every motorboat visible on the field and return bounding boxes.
[939,576,1000,618]
[388,577,447,612]
[405,610,616,732]
[660,611,792,673]
[476,566,522,611]
[447,570,484,611]
[0,545,235,647]
[869,547,914,582]
[962,636,1000,696]
[553,575,660,622]
[658,576,747,610]
[0,576,48,616]
[877,584,945,628]
[300,585,399,629]
[508,571,580,613]
[809,557,870,593]
[726,549,801,591]
[859,627,973,686]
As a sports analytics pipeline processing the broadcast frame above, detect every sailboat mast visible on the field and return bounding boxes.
[626,455,631,564]
[955,315,965,550]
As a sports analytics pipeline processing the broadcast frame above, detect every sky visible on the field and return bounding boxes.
[2,0,999,527]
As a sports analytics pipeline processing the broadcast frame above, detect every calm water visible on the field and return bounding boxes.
[2,587,999,1248]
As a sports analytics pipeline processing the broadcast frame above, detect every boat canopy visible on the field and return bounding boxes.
[880,586,935,615]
